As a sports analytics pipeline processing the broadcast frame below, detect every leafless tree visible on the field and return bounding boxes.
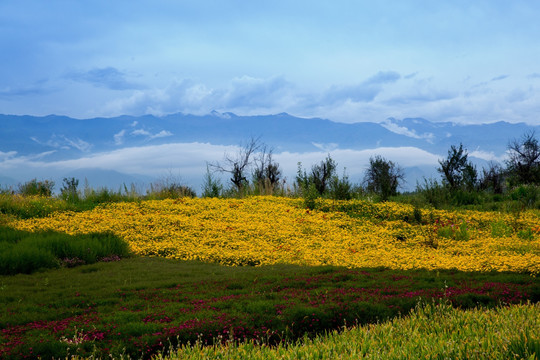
[253,145,282,191]
[209,137,261,191]
[506,131,540,185]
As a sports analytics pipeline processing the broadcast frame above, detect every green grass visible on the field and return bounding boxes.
[0,226,131,275]
[167,302,540,360]
[0,257,537,359]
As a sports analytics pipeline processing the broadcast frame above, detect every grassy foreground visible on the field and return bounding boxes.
[166,302,540,360]
[1,195,539,359]
[0,257,538,359]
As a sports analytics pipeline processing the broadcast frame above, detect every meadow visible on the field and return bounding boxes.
[0,195,539,359]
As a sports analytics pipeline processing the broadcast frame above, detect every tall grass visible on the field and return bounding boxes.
[1,257,536,359]
[0,226,131,274]
[167,302,540,360]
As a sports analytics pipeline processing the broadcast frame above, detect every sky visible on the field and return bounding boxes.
[1,0,540,125]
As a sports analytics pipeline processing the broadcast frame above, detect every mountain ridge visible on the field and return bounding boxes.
[1,112,539,192]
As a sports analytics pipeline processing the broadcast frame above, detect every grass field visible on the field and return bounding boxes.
[1,196,539,359]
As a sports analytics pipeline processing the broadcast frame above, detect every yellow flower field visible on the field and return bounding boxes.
[9,197,540,274]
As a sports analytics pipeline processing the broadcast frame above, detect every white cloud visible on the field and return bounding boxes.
[469,150,506,163]
[0,143,441,189]
[30,135,92,152]
[311,142,339,152]
[94,69,540,126]
[150,130,173,139]
[380,119,435,142]
[131,129,151,137]
[113,129,126,145]
[0,151,18,161]
[131,128,172,140]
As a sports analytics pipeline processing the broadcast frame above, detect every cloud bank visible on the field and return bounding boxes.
[0,142,441,191]
[92,71,540,125]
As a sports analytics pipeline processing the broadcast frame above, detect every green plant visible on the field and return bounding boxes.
[201,164,223,198]
[413,206,422,224]
[17,179,55,197]
[517,228,535,241]
[0,226,131,275]
[436,221,469,241]
[438,143,478,192]
[60,177,80,202]
[303,183,319,210]
[491,221,513,238]
[363,155,404,201]
[328,171,354,200]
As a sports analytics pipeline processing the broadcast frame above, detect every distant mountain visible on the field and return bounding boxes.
[2,112,536,158]
[1,112,539,192]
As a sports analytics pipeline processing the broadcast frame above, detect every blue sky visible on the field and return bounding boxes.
[1,0,540,124]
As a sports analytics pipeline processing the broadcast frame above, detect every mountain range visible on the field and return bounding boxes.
[1,112,538,193]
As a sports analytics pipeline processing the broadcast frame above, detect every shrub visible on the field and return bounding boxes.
[17,179,55,197]
[60,177,80,202]
[0,226,131,275]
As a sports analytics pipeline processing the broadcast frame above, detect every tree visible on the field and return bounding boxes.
[310,155,337,195]
[479,162,505,194]
[60,177,80,202]
[201,164,223,197]
[210,137,261,192]
[363,155,404,200]
[296,155,337,196]
[506,131,540,185]
[18,179,55,197]
[438,143,477,191]
[252,145,282,192]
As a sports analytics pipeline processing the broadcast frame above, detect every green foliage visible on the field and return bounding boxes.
[328,171,354,200]
[297,155,338,197]
[169,302,540,360]
[201,164,223,198]
[297,155,356,203]
[438,143,478,192]
[59,177,79,202]
[436,221,470,241]
[415,178,450,208]
[147,182,196,200]
[0,194,72,219]
[479,162,506,194]
[364,155,404,201]
[0,226,131,275]
[17,178,55,197]
[413,206,422,224]
[303,183,319,210]
[510,185,539,209]
[491,221,513,238]
[507,331,540,360]
[0,258,536,359]
[517,228,535,241]
[506,130,540,186]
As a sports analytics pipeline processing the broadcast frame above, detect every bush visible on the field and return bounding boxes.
[416,178,450,208]
[17,179,55,197]
[0,226,131,275]
[147,180,196,200]
[510,185,539,209]
[328,172,354,200]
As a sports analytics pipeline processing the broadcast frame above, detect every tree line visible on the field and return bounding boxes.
[4,131,540,210]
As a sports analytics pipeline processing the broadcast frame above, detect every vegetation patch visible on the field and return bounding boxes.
[0,226,131,275]
[0,258,537,359]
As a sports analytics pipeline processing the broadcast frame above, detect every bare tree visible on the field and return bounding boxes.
[479,162,505,194]
[253,145,282,191]
[209,137,261,192]
[506,131,540,185]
